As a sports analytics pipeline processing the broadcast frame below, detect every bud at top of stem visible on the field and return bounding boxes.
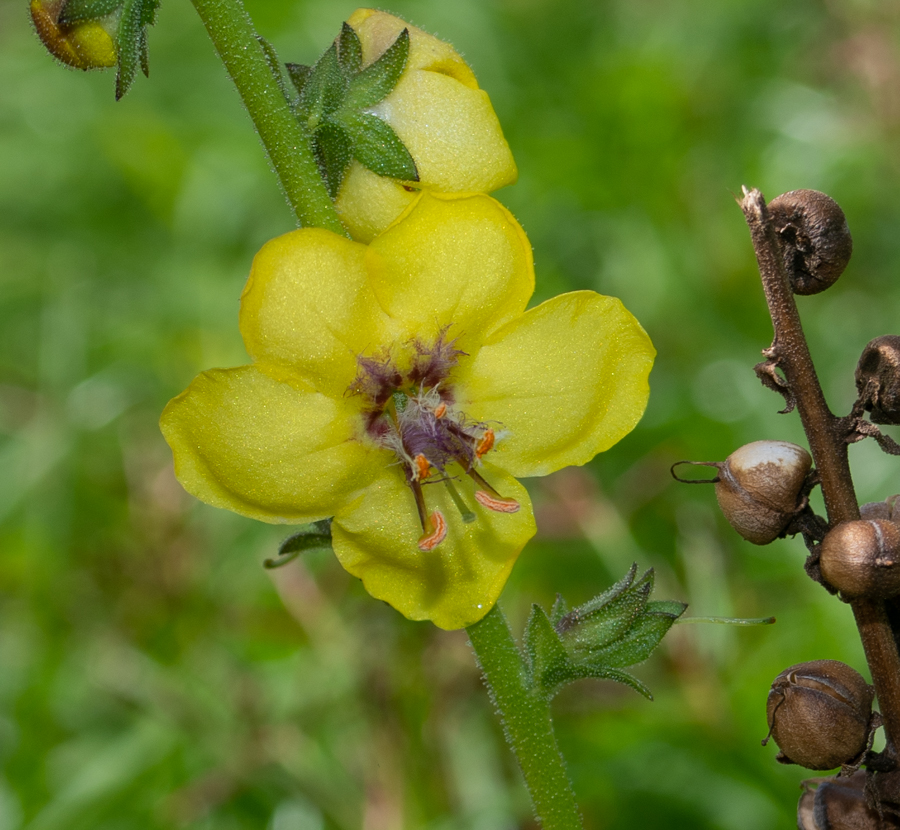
[30,0,118,71]
[765,660,875,771]
[819,519,900,599]
[768,189,852,296]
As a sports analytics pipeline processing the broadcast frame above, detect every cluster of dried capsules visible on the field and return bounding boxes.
[678,190,900,828]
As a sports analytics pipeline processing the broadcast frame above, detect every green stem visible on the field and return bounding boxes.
[467,605,583,829]
[188,0,345,233]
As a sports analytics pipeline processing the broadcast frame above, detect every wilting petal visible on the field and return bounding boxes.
[332,464,535,630]
[365,193,533,352]
[240,229,395,397]
[459,291,655,477]
[160,364,384,524]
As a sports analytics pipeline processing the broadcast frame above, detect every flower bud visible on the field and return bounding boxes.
[768,190,852,296]
[30,0,118,71]
[335,9,517,242]
[819,519,900,599]
[766,660,874,771]
[856,336,900,425]
[715,441,812,545]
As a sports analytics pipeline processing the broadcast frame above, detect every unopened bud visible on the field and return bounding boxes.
[30,0,118,70]
[768,189,852,296]
[819,519,900,599]
[765,660,875,771]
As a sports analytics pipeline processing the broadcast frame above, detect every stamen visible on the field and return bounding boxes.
[434,402,447,419]
[476,428,495,458]
[475,491,521,513]
[443,478,476,524]
[414,453,432,482]
[418,510,448,551]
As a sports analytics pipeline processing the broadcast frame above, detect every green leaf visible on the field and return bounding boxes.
[59,0,123,24]
[265,520,333,569]
[256,37,292,102]
[115,0,143,100]
[337,22,362,78]
[314,120,354,198]
[301,43,347,120]
[582,606,684,669]
[342,28,409,111]
[647,599,689,617]
[523,604,570,691]
[340,112,418,181]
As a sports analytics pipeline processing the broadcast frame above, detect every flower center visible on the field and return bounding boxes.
[349,329,520,551]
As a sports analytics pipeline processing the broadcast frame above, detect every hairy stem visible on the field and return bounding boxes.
[188,0,345,234]
[467,605,583,830]
[740,187,900,760]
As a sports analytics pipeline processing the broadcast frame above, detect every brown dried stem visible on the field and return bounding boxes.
[739,187,900,762]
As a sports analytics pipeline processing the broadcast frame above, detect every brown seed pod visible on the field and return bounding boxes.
[819,519,900,599]
[855,336,900,425]
[798,771,887,830]
[859,494,900,522]
[765,660,875,771]
[768,190,852,295]
[715,441,812,544]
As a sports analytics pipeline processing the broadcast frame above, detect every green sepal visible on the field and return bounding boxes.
[314,120,354,198]
[113,0,157,99]
[285,64,312,98]
[59,0,123,25]
[341,28,410,112]
[523,604,570,687]
[579,601,686,669]
[257,36,292,102]
[557,564,653,653]
[264,520,333,569]
[549,594,570,628]
[300,43,347,121]
[338,112,418,181]
[565,666,654,701]
[336,22,362,78]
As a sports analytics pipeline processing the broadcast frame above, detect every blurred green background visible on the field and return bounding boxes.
[3,0,900,827]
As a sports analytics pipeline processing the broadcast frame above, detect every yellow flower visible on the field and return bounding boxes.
[161,193,654,629]
[335,10,517,242]
[30,0,117,70]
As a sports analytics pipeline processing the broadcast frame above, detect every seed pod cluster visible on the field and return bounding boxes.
[766,660,875,771]
[819,519,900,599]
[768,190,853,296]
[714,441,812,545]
[855,336,900,425]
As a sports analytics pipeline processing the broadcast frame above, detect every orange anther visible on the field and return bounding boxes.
[475,491,520,513]
[414,453,431,481]
[417,510,448,551]
[476,429,495,458]
[434,402,447,419]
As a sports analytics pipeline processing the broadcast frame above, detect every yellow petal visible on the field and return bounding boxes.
[459,291,655,477]
[365,193,534,352]
[239,228,395,397]
[332,463,535,630]
[337,11,517,242]
[160,364,384,524]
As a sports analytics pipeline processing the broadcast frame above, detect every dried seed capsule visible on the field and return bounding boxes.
[798,771,886,830]
[819,519,900,599]
[768,190,852,295]
[855,336,900,425]
[715,441,812,545]
[859,494,900,522]
[765,660,874,771]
